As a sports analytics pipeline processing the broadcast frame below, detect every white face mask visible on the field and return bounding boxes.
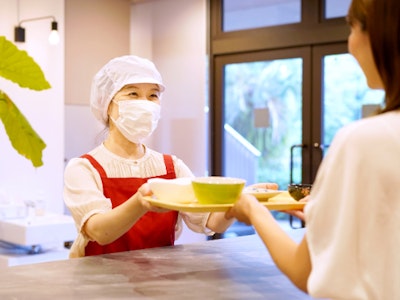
[110,100,161,144]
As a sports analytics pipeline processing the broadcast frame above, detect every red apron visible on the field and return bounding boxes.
[81,154,178,256]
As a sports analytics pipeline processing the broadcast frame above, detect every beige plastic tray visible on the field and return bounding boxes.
[143,191,304,213]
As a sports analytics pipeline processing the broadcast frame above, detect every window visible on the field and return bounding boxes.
[324,0,352,19]
[222,0,301,32]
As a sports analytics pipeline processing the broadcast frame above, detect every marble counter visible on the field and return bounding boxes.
[0,229,310,300]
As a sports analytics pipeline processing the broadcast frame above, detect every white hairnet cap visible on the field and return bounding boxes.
[90,55,165,125]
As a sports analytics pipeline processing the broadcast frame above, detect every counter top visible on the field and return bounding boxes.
[0,229,310,300]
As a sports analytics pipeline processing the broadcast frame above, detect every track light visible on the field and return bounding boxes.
[14,26,25,42]
[14,16,60,45]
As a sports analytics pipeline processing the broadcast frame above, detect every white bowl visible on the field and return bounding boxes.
[148,177,196,203]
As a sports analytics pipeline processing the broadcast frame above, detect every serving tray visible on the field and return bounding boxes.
[143,192,305,213]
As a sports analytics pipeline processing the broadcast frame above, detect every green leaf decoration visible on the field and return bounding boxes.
[0,90,46,167]
[0,36,51,91]
[0,36,51,167]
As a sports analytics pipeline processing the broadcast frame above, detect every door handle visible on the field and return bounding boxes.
[313,143,330,150]
[313,143,330,160]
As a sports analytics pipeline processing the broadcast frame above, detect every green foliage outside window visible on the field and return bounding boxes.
[224,54,384,190]
[225,58,302,188]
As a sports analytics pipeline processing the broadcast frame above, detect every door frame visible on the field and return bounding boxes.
[310,42,349,181]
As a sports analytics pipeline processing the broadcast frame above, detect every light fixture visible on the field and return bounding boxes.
[14,16,60,45]
[48,21,60,45]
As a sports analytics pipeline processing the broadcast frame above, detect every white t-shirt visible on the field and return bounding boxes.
[64,144,212,257]
[305,111,400,299]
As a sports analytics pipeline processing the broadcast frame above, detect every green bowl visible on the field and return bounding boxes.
[192,176,246,205]
[288,184,312,201]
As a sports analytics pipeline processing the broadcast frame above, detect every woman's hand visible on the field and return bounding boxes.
[225,193,262,225]
[137,183,171,213]
[283,195,310,221]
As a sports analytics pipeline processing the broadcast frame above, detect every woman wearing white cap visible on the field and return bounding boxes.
[64,55,234,257]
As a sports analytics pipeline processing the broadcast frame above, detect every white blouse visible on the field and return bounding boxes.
[64,144,212,257]
[305,111,400,299]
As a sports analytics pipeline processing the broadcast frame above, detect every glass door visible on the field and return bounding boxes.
[212,43,384,231]
[216,47,311,189]
[311,44,385,175]
[215,43,385,190]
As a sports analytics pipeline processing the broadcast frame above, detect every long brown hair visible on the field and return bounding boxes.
[347,0,400,113]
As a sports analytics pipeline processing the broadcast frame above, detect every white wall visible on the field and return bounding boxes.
[130,0,209,244]
[64,0,130,166]
[131,0,208,178]
[0,0,65,214]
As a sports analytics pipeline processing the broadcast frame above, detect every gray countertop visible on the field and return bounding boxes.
[0,228,311,300]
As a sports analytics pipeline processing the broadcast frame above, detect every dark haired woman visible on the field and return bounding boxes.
[226,0,400,298]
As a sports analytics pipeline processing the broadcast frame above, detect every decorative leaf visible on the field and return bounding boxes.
[0,90,46,167]
[0,36,51,91]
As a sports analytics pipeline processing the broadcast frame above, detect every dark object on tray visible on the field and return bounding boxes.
[287,184,312,201]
